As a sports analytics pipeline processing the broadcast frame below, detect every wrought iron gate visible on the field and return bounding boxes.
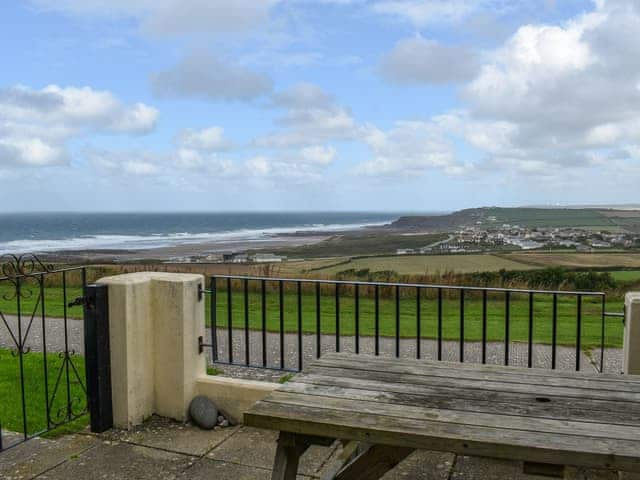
[0,254,89,452]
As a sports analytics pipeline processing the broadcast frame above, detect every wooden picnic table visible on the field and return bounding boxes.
[244,352,640,480]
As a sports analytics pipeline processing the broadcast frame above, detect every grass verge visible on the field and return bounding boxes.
[209,289,624,348]
[0,348,88,438]
[0,284,625,348]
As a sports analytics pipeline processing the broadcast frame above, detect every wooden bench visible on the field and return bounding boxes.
[244,353,640,480]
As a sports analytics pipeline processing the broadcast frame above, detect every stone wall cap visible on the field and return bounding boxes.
[97,271,204,285]
[625,292,640,303]
[197,374,279,392]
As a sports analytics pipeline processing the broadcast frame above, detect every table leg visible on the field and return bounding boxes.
[323,443,414,480]
[271,432,315,480]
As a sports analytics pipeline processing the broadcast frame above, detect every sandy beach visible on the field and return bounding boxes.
[38,232,332,263]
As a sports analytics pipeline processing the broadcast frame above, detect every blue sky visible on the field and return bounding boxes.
[1,0,639,211]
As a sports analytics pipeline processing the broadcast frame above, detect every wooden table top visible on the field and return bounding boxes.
[244,353,640,473]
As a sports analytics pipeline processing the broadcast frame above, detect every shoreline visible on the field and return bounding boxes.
[35,231,338,263]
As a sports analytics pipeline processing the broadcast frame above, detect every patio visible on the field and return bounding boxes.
[0,416,626,480]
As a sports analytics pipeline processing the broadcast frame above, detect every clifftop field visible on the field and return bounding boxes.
[389,206,640,231]
[312,254,537,275]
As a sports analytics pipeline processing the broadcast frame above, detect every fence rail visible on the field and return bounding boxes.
[201,274,624,375]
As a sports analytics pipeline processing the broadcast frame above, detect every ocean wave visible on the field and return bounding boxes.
[0,220,390,254]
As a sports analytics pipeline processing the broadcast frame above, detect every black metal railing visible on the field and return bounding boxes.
[200,275,625,375]
[0,254,88,453]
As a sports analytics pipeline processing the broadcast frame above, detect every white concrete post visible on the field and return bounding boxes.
[624,293,640,375]
[97,272,206,428]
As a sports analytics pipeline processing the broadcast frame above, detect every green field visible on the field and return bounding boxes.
[481,207,617,228]
[504,252,640,269]
[315,254,538,275]
[0,282,623,348]
[0,349,87,437]
[609,270,640,281]
[211,287,623,348]
[0,282,84,320]
[271,232,448,257]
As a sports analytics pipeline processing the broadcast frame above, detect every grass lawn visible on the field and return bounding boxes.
[609,270,640,282]
[210,286,624,348]
[0,348,87,438]
[0,282,624,348]
[0,282,84,320]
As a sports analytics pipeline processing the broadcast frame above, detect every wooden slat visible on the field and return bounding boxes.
[245,353,640,473]
[266,390,640,441]
[310,355,640,392]
[300,365,640,403]
[317,352,640,385]
[279,379,640,426]
[291,372,640,418]
[246,401,640,472]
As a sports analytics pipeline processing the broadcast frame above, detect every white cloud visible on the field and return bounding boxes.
[0,85,158,167]
[379,36,478,84]
[151,53,273,102]
[176,126,231,151]
[246,156,272,175]
[173,148,237,176]
[244,154,328,183]
[255,83,357,148]
[372,0,523,26]
[30,0,276,37]
[87,148,164,177]
[0,138,67,167]
[371,0,537,27]
[373,0,478,26]
[0,85,157,134]
[299,145,336,165]
[450,0,640,176]
[355,121,467,177]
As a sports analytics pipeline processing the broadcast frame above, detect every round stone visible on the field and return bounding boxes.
[189,395,219,430]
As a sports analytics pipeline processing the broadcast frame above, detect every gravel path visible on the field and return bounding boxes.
[1,315,623,381]
[205,327,623,381]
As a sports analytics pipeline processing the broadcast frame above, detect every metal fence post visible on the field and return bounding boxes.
[83,284,113,432]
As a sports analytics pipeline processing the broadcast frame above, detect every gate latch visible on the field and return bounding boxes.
[68,296,94,309]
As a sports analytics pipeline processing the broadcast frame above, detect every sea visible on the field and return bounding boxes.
[0,212,409,255]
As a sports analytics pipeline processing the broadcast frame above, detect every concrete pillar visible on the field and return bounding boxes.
[624,293,640,375]
[97,272,205,428]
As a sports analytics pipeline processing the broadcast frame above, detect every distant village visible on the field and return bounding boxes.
[168,224,640,264]
[396,224,640,256]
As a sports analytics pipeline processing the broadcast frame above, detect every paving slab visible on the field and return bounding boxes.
[37,441,196,480]
[206,426,336,477]
[0,433,96,480]
[102,415,238,456]
[450,454,619,480]
[380,450,455,480]
[179,457,315,479]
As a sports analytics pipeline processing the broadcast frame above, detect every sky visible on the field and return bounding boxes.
[1,0,640,212]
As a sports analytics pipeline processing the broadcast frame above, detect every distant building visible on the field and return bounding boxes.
[222,252,249,263]
[252,253,286,263]
[396,248,415,255]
